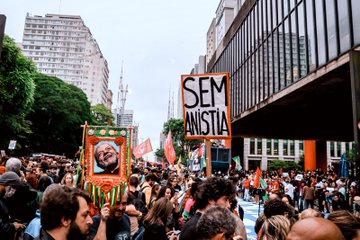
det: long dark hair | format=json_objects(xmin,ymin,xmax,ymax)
[{"xmin": 144, "ymin": 197, "xmax": 173, "ymax": 226}]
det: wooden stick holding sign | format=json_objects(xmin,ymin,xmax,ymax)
[{"xmin": 181, "ymin": 72, "xmax": 231, "ymax": 177}]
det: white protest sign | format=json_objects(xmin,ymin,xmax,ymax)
[
  {"xmin": 8, "ymin": 140, "xmax": 16, "ymax": 150},
  {"xmin": 181, "ymin": 73, "xmax": 231, "ymax": 139}
]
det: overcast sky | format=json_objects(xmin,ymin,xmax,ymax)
[{"xmin": 2, "ymin": 0, "xmax": 220, "ymax": 159}]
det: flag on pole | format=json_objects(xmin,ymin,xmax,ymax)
[
  {"xmin": 253, "ymin": 167, "xmax": 262, "ymax": 188},
  {"xmin": 161, "ymin": 158, "xmax": 165, "ymax": 169},
  {"xmin": 164, "ymin": 130, "xmax": 176, "ymax": 165},
  {"xmin": 133, "ymin": 138, "xmax": 153, "ymax": 159},
  {"xmin": 260, "ymin": 177, "xmax": 268, "ymax": 189},
  {"xmin": 232, "ymin": 156, "xmax": 242, "ymax": 170}
]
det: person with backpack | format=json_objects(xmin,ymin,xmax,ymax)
[
  {"xmin": 127, "ymin": 175, "xmax": 147, "ymax": 240},
  {"xmin": 141, "ymin": 173, "xmax": 157, "ymax": 206}
]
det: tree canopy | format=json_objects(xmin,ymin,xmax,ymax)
[
  {"xmin": 0, "ymin": 35, "xmax": 36, "ymax": 149},
  {"xmin": 158, "ymin": 118, "xmax": 202, "ymax": 164},
  {"xmin": 26, "ymin": 73, "xmax": 91, "ymax": 156},
  {"xmin": 90, "ymin": 103, "xmax": 114, "ymax": 126}
]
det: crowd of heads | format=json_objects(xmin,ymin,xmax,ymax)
[{"xmin": 1, "ymin": 154, "xmax": 360, "ymax": 240}]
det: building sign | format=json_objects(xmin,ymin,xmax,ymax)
[{"xmin": 181, "ymin": 72, "xmax": 231, "ymax": 139}]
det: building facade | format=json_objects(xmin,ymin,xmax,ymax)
[
  {"xmin": 203, "ymin": 0, "xmax": 359, "ymax": 170},
  {"xmin": 22, "ymin": 13, "xmax": 110, "ymax": 105}
]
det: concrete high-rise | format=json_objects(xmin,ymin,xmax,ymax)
[{"xmin": 22, "ymin": 13, "xmax": 110, "ymax": 105}]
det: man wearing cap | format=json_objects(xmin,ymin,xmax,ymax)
[{"xmin": 0, "ymin": 171, "xmax": 26, "ymax": 239}]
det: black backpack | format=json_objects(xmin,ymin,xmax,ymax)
[{"xmin": 128, "ymin": 190, "xmax": 148, "ymax": 216}]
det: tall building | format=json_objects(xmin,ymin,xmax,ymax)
[
  {"xmin": 21, "ymin": 13, "xmax": 110, "ymax": 105},
  {"xmin": 203, "ymin": 0, "xmax": 359, "ymax": 170}
]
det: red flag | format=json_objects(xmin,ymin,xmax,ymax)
[
  {"xmin": 133, "ymin": 138, "xmax": 153, "ymax": 159},
  {"xmin": 164, "ymin": 130, "xmax": 176, "ymax": 165},
  {"xmin": 161, "ymin": 158, "xmax": 165, "ymax": 169},
  {"xmin": 253, "ymin": 167, "xmax": 262, "ymax": 188}
]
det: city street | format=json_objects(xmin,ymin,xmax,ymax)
[{"xmin": 237, "ymin": 197, "xmax": 263, "ymax": 240}]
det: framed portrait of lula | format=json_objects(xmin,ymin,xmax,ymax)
[{"xmin": 83, "ymin": 125, "xmax": 130, "ymax": 193}]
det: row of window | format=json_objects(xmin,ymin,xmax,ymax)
[
  {"xmin": 23, "ymin": 34, "xmax": 86, "ymax": 41},
  {"xmin": 249, "ymin": 138, "xmax": 300, "ymax": 156},
  {"xmin": 25, "ymin": 19, "xmax": 83, "ymax": 26},
  {"xmin": 24, "ymin": 46, "xmax": 85, "ymax": 53},
  {"xmin": 24, "ymin": 29, "xmax": 86, "ymax": 36},
  {"xmin": 210, "ymin": 0, "xmax": 360, "ymax": 118}
]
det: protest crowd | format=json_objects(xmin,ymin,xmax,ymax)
[{"xmin": 0, "ymin": 154, "xmax": 359, "ymax": 240}]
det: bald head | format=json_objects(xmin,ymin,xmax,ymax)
[{"xmin": 287, "ymin": 217, "xmax": 344, "ymax": 240}]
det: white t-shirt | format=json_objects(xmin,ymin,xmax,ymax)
[{"xmin": 284, "ymin": 182, "xmax": 294, "ymax": 199}]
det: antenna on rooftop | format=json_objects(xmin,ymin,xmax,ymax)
[{"xmin": 58, "ymin": 0, "xmax": 62, "ymax": 13}]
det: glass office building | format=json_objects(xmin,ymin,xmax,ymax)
[{"xmin": 206, "ymin": 0, "xmax": 360, "ymax": 170}]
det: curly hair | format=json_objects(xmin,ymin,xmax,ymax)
[
  {"xmin": 196, "ymin": 205, "xmax": 237, "ymax": 240},
  {"xmin": 258, "ymin": 215, "xmax": 291, "ymax": 240},
  {"xmin": 194, "ymin": 177, "xmax": 235, "ymax": 210}
]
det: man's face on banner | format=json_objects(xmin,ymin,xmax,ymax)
[{"xmin": 95, "ymin": 143, "xmax": 118, "ymax": 171}]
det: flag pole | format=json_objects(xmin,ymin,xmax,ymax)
[{"xmin": 205, "ymin": 139, "xmax": 212, "ymax": 177}]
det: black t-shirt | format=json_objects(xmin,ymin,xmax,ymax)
[
  {"xmin": 179, "ymin": 212, "xmax": 202, "ymax": 240},
  {"xmin": 89, "ymin": 214, "xmax": 130, "ymax": 240}
]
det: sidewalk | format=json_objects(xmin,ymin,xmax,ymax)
[{"xmin": 237, "ymin": 197, "xmax": 264, "ymax": 240}]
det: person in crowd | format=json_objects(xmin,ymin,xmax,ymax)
[
  {"xmin": 287, "ymin": 217, "xmax": 345, "ymax": 240},
  {"xmin": 196, "ymin": 205, "xmax": 238, "ymax": 240},
  {"xmin": 332, "ymin": 191, "xmax": 349, "ymax": 211},
  {"xmin": 141, "ymin": 173, "xmax": 157, "ymax": 206},
  {"xmin": 281, "ymin": 194, "xmax": 295, "ymax": 207},
  {"xmin": 324, "ymin": 189, "xmax": 332, "ymax": 213},
  {"xmin": 328, "ymin": 210, "xmax": 360, "ymax": 240},
  {"xmin": 283, "ymin": 178, "xmax": 295, "ymax": 200},
  {"xmin": 5, "ymin": 158, "xmax": 38, "ymax": 225},
  {"xmin": 179, "ymin": 177, "xmax": 235, "ymax": 240},
  {"xmin": 167, "ymin": 175, "xmax": 181, "ymax": 192},
  {"xmin": 181, "ymin": 180, "xmax": 201, "ymax": 221},
  {"xmin": 263, "ymin": 199, "xmax": 298, "ymax": 226},
  {"xmin": 258, "ymin": 215, "xmax": 290, "ymax": 240},
  {"xmin": 126, "ymin": 175, "xmax": 147, "ymax": 239},
  {"xmin": 48, "ymin": 164, "xmax": 60, "ymax": 184},
  {"xmin": 297, "ymin": 180, "xmax": 305, "ymax": 212},
  {"xmin": 156, "ymin": 185, "xmax": 181, "ymax": 230},
  {"xmin": 25, "ymin": 169, "xmax": 39, "ymax": 190},
  {"xmin": 94, "ymin": 142, "xmax": 119, "ymax": 174},
  {"xmin": 303, "ymin": 181, "xmax": 315, "ymax": 209},
  {"xmin": 157, "ymin": 186, "xmax": 174, "ymax": 200},
  {"xmin": 243, "ymin": 176, "xmax": 251, "ymax": 201},
  {"xmin": 299, "ymin": 208, "xmax": 323, "ymax": 220},
  {"xmin": 143, "ymin": 197, "xmax": 177, "ymax": 240},
  {"xmin": 36, "ymin": 185, "xmax": 93, "ymax": 240},
  {"xmin": 61, "ymin": 172, "xmax": 74, "ymax": 187},
  {"xmin": 0, "ymin": 171, "xmax": 26, "ymax": 239},
  {"xmin": 67, "ymin": 187, "xmax": 94, "ymax": 240},
  {"xmin": 148, "ymin": 183, "xmax": 161, "ymax": 209},
  {"xmin": 5, "ymin": 157, "xmax": 22, "ymax": 175},
  {"xmin": 89, "ymin": 192, "xmax": 131, "ymax": 240}
]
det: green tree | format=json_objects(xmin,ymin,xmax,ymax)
[
  {"xmin": 26, "ymin": 73, "xmax": 91, "ymax": 156},
  {"xmin": 90, "ymin": 103, "xmax": 114, "ymax": 126},
  {"xmin": 155, "ymin": 148, "xmax": 165, "ymax": 160},
  {"xmin": 162, "ymin": 118, "xmax": 202, "ymax": 164},
  {"xmin": 0, "ymin": 35, "xmax": 36, "ymax": 149}
]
